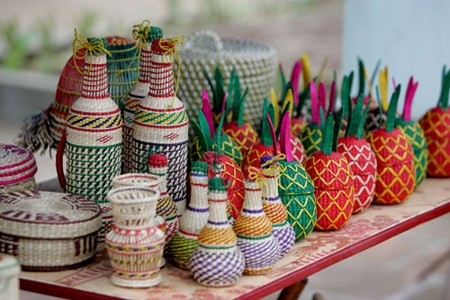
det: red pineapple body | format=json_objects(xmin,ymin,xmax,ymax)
[
  {"xmin": 305, "ymin": 151, "xmax": 355, "ymax": 230},
  {"xmin": 367, "ymin": 129, "xmax": 415, "ymax": 204},
  {"xmin": 223, "ymin": 121, "xmax": 260, "ymax": 156},
  {"xmin": 290, "ymin": 133, "xmax": 307, "ymax": 164},
  {"xmin": 419, "ymin": 107, "xmax": 450, "ymax": 177},
  {"xmin": 241, "ymin": 143, "xmax": 279, "ymax": 170},
  {"xmin": 290, "ymin": 118, "xmax": 307, "ymax": 137},
  {"xmin": 200, "ymin": 151, "xmax": 245, "ymax": 220},
  {"xmin": 337, "ymin": 136, "xmax": 376, "ymax": 213}
]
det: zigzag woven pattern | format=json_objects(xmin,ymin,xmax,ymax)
[
  {"xmin": 314, "ymin": 187, "xmax": 355, "ymax": 230},
  {"xmin": 189, "ymin": 248, "xmax": 245, "ymax": 287},
  {"xmin": 272, "ymin": 221, "xmax": 295, "ymax": 255},
  {"xmin": 168, "ymin": 233, "xmax": 198, "ymax": 270},
  {"xmin": 367, "ymin": 129, "xmax": 414, "ymax": 165},
  {"xmin": 278, "ymin": 161, "xmax": 316, "ymax": 240},
  {"xmin": 134, "ymin": 109, "xmax": 189, "ymax": 126},
  {"xmin": 291, "ymin": 135, "xmax": 307, "ymax": 163},
  {"xmin": 290, "ymin": 118, "xmax": 307, "ymax": 137},
  {"xmin": 67, "ymin": 114, "xmax": 122, "ymax": 129},
  {"xmin": 223, "ymin": 122, "xmax": 260, "ymax": 156},
  {"xmin": 241, "ymin": 144, "xmax": 276, "ymax": 170},
  {"xmin": 374, "ymin": 164, "xmax": 416, "ymax": 204},
  {"xmin": 425, "ymin": 140, "xmax": 450, "ymax": 177},
  {"xmin": 237, "ymin": 236, "xmax": 280, "ymax": 275},
  {"xmin": 305, "ymin": 152, "xmax": 354, "ymax": 189},
  {"xmin": 300, "ymin": 124, "xmax": 322, "ymax": 156},
  {"xmin": 191, "ymin": 135, "xmax": 243, "ymax": 165}
]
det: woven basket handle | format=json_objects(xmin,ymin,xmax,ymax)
[
  {"xmin": 56, "ymin": 130, "xmax": 67, "ymax": 191},
  {"xmin": 186, "ymin": 31, "xmax": 223, "ymax": 53}
]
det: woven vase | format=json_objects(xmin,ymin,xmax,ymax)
[
  {"xmin": 105, "ymin": 186, "xmax": 164, "ymax": 288},
  {"xmin": 122, "ymin": 26, "xmax": 163, "ymax": 174},
  {"xmin": 0, "ymin": 144, "xmax": 37, "ymax": 193},
  {"xmin": 189, "ymin": 177, "xmax": 244, "ymax": 287},
  {"xmin": 147, "ymin": 154, "xmax": 179, "ymax": 247},
  {"xmin": 278, "ymin": 160, "xmax": 317, "ymax": 241},
  {"xmin": 56, "ymin": 46, "xmax": 123, "ymax": 242},
  {"xmin": 132, "ymin": 38, "xmax": 189, "ymax": 216},
  {"xmin": 234, "ymin": 177, "xmax": 280, "ymax": 275},
  {"xmin": 305, "ymin": 151, "xmax": 355, "ymax": 230},
  {"xmin": 367, "ymin": 128, "xmax": 416, "ymax": 204},
  {"xmin": 260, "ymin": 156, "xmax": 295, "ymax": 256},
  {"xmin": 169, "ymin": 161, "xmax": 209, "ymax": 270},
  {"xmin": 337, "ymin": 136, "xmax": 377, "ymax": 213}
]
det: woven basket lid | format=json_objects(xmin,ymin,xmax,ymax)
[
  {"xmin": 0, "ymin": 191, "xmax": 102, "ymax": 239},
  {"xmin": 0, "ymin": 144, "xmax": 37, "ymax": 186}
]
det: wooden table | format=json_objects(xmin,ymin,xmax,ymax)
[{"xmin": 20, "ymin": 178, "xmax": 450, "ymax": 300}]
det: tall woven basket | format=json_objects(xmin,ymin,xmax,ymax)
[{"xmin": 176, "ymin": 31, "xmax": 277, "ymax": 132}]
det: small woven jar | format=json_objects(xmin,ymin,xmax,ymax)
[
  {"xmin": 305, "ymin": 113, "xmax": 355, "ymax": 230},
  {"xmin": 0, "ymin": 254, "xmax": 20, "ymax": 300},
  {"xmin": 337, "ymin": 94, "xmax": 377, "ymax": 214},
  {"xmin": 106, "ymin": 186, "xmax": 164, "ymax": 288},
  {"xmin": 132, "ymin": 37, "xmax": 189, "ymax": 215},
  {"xmin": 234, "ymin": 168, "xmax": 280, "ymax": 275},
  {"xmin": 0, "ymin": 144, "xmax": 37, "ymax": 193},
  {"xmin": 261, "ymin": 156, "xmax": 295, "ymax": 256},
  {"xmin": 396, "ymin": 76, "xmax": 428, "ymax": 186},
  {"xmin": 277, "ymin": 112, "xmax": 316, "ymax": 241},
  {"xmin": 147, "ymin": 154, "xmax": 179, "ymax": 247},
  {"xmin": 189, "ymin": 177, "xmax": 244, "ymax": 287},
  {"xmin": 122, "ymin": 24, "xmax": 163, "ymax": 173},
  {"xmin": 56, "ymin": 33, "xmax": 123, "ymax": 242},
  {"xmin": 169, "ymin": 161, "xmax": 209, "ymax": 270},
  {"xmin": 419, "ymin": 66, "xmax": 450, "ymax": 177},
  {"xmin": 367, "ymin": 86, "xmax": 416, "ymax": 204}
]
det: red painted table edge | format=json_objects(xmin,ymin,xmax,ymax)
[{"xmin": 20, "ymin": 200, "xmax": 450, "ymax": 300}]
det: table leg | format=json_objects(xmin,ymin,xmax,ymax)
[{"xmin": 277, "ymin": 278, "xmax": 308, "ymax": 300}]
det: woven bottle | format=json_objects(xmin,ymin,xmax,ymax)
[
  {"xmin": 337, "ymin": 79, "xmax": 377, "ymax": 214},
  {"xmin": 122, "ymin": 23, "xmax": 163, "ymax": 173},
  {"xmin": 105, "ymin": 186, "xmax": 165, "ymax": 288},
  {"xmin": 169, "ymin": 161, "xmax": 209, "ymax": 270},
  {"xmin": 132, "ymin": 37, "xmax": 189, "ymax": 216},
  {"xmin": 261, "ymin": 155, "xmax": 295, "ymax": 256},
  {"xmin": 277, "ymin": 112, "xmax": 316, "ymax": 241},
  {"xmin": 56, "ymin": 33, "xmax": 123, "ymax": 242},
  {"xmin": 189, "ymin": 177, "xmax": 245, "ymax": 287},
  {"xmin": 396, "ymin": 77, "xmax": 428, "ymax": 186},
  {"xmin": 147, "ymin": 154, "xmax": 179, "ymax": 246},
  {"xmin": 419, "ymin": 66, "xmax": 450, "ymax": 177},
  {"xmin": 234, "ymin": 167, "xmax": 281, "ymax": 275},
  {"xmin": 305, "ymin": 112, "xmax": 355, "ymax": 230},
  {"xmin": 368, "ymin": 85, "xmax": 416, "ymax": 204}
]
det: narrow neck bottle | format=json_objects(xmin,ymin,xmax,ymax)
[{"xmin": 81, "ymin": 54, "xmax": 109, "ymax": 99}]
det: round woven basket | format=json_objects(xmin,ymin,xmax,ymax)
[
  {"xmin": 0, "ymin": 144, "xmax": 37, "ymax": 193},
  {"xmin": 176, "ymin": 31, "xmax": 277, "ymax": 132}
]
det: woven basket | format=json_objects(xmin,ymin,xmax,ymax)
[
  {"xmin": 0, "ymin": 144, "xmax": 37, "ymax": 193},
  {"xmin": 0, "ymin": 254, "xmax": 20, "ymax": 300},
  {"xmin": 0, "ymin": 191, "xmax": 102, "ymax": 271},
  {"xmin": 177, "ymin": 31, "xmax": 277, "ymax": 132}
]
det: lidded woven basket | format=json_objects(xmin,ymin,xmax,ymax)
[
  {"xmin": 0, "ymin": 191, "xmax": 102, "ymax": 271},
  {"xmin": 0, "ymin": 144, "xmax": 37, "ymax": 193},
  {"xmin": 176, "ymin": 31, "xmax": 277, "ymax": 131}
]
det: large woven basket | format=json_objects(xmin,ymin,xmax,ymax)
[
  {"xmin": 0, "ymin": 144, "xmax": 37, "ymax": 193},
  {"xmin": 176, "ymin": 31, "xmax": 277, "ymax": 132},
  {"xmin": 0, "ymin": 191, "xmax": 102, "ymax": 271}
]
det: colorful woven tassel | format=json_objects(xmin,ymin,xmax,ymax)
[
  {"xmin": 419, "ymin": 66, "xmax": 450, "ymax": 177},
  {"xmin": 189, "ymin": 177, "xmax": 244, "ymax": 287},
  {"xmin": 367, "ymin": 85, "xmax": 416, "ymax": 204},
  {"xmin": 169, "ymin": 161, "xmax": 209, "ymax": 270}
]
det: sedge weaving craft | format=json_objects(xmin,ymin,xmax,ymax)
[{"xmin": 0, "ymin": 144, "xmax": 37, "ymax": 194}]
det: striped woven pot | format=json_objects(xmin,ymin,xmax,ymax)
[
  {"xmin": 234, "ymin": 179, "xmax": 280, "ymax": 275},
  {"xmin": 132, "ymin": 38, "xmax": 189, "ymax": 215},
  {"xmin": 367, "ymin": 128, "xmax": 416, "ymax": 204},
  {"xmin": 337, "ymin": 137, "xmax": 377, "ymax": 213},
  {"xmin": 189, "ymin": 178, "xmax": 244, "ymax": 287},
  {"xmin": 169, "ymin": 161, "xmax": 209, "ymax": 270},
  {"xmin": 278, "ymin": 160, "xmax": 316, "ymax": 240},
  {"xmin": 306, "ymin": 151, "xmax": 355, "ymax": 230},
  {"xmin": 56, "ymin": 46, "xmax": 123, "ymax": 242},
  {"xmin": 122, "ymin": 26, "xmax": 163, "ymax": 174}
]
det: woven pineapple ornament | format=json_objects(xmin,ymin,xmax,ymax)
[
  {"xmin": 189, "ymin": 177, "xmax": 245, "ymax": 287},
  {"xmin": 222, "ymin": 71, "xmax": 260, "ymax": 156},
  {"xmin": 18, "ymin": 36, "xmax": 140, "ymax": 154},
  {"xmin": 419, "ymin": 66, "xmax": 450, "ymax": 177},
  {"xmin": 169, "ymin": 161, "xmax": 209, "ymax": 270},
  {"xmin": 132, "ymin": 36, "xmax": 189, "ymax": 216},
  {"xmin": 190, "ymin": 91, "xmax": 242, "ymax": 165},
  {"xmin": 147, "ymin": 154, "xmax": 179, "ymax": 246},
  {"xmin": 192, "ymin": 112, "xmax": 245, "ymax": 221},
  {"xmin": 305, "ymin": 111, "xmax": 355, "ymax": 230},
  {"xmin": 396, "ymin": 77, "xmax": 428, "ymax": 185},
  {"xmin": 337, "ymin": 90, "xmax": 377, "ymax": 214},
  {"xmin": 234, "ymin": 166, "xmax": 281, "ymax": 275},
  {"xmin": 122, "ymin": 22, "xmax": 163, "ymax": 173},
  {"xmin": 55, "ymin": 31, "xmax": 123, "ymax": 241},
  {"xmin": 367, "ymin": 85, "xmax": 416, "ymax": 204},
  {"xmin": 277, "ymin": 111, "xmax": 317, "ymax": 240}
]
